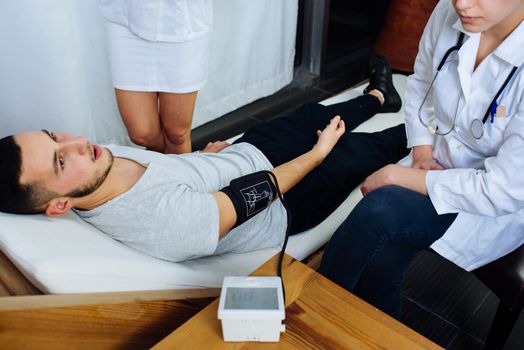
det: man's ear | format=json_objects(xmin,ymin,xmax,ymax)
[{"xmin": 44, "ymin": 197, "xmax": 73, "ymax": 217}]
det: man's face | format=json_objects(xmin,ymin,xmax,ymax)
[
  {"xmin": 15, "ymin": 130, "xmax": 113, "ymax": 203},
  {"xmin": 452, "ymin": 0, "xmax": 524, "ymax": 33}
]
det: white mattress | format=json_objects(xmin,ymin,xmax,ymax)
[{"xmin": 0, "ymin": 75, "xmax": 407, "ymax": 294}]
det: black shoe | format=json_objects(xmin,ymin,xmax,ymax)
[{"xmin": 363, "ymin": 54, "xmax": 402, "ymax": 113}]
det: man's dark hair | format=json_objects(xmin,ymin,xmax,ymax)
[{"xmin": 0, "ymin": 136, "xmax": 53, "ymax": 214}]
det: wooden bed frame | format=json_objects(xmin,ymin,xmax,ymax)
[{"xmin": 0, "ymin": 249, "xmax": 324, "ymax": 349}]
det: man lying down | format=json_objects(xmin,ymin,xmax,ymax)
[{"xmin": 0, "ymin": 57, "xmax": 408, "ymax": 263}]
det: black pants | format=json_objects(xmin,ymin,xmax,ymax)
[{"xmin": 235, "ymin": 95, "xmax": 409, "ymax": 234}]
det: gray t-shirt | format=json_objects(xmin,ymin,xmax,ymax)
[{"xmin": 75, "ymin": 143, "xmax": 287, "ymax": 262}]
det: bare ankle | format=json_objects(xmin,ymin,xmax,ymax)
[{"xmin": 367, "ymin": 89, "xmax": 385, "ymax": 106}]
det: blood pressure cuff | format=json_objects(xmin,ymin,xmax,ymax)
[{"xmin": 220, "ymin": 171, "xmax": 277, "ymax": 228}]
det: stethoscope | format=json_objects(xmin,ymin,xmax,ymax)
[{"xmin": 418, "ymin": 32, "xmax": 519, "ymax": 139}]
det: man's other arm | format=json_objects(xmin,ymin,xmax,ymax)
[{"xmin": 212, "ymin": 116, "xmax": 346, "ymax": 238}]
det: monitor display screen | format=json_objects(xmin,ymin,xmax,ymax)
[{"xmin": 224, "ymin": 287, "xmax": 279, "ymax": 310}]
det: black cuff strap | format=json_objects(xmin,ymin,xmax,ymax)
[{"xmin": 220, "ymin": 171, "xmax": 277, "ymax": 228}]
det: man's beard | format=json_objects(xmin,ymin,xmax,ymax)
[{"xmin": 65, "ymin": 149, "xmax": 114, "ymax": 199}]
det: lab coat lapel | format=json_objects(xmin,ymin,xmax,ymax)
[
  {"xmin": 493, "ymin": 16, "xmax": 524, "ymax": 67},
  {"xmin": 452, "ymin": 20, "xmax": 479, "ymax": 101}
]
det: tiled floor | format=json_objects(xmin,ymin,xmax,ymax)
[
  {"xmin": 191, "ymin": 65, "xmax": 369, "ymax": 150},
  {"xmin": 191, "ymin": 73, "xmax": 523, "ymax": 350},
  {"xmin": 403, "ymin": 251, "xmax": 524, "ymax": 350}
]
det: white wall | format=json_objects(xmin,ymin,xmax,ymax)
[{"xmin": 0, "ymin": 0, "xmax": 298, "ymax": 144}]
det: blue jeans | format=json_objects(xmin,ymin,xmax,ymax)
[{"xmin": 319, "ymin": 186, "xmax": 458, "ymax": 319}]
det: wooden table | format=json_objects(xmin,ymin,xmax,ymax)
[{"xmin": 153, "ymin": 254, "xmax": 442, "ymax": 349}]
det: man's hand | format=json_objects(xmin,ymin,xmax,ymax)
[
  {"xmin": 361, "ymin": 164, "xmax": 429, "ymax": 196},
  {"xmin": 201, "ymin": 141, "xmax": 230, "ymax": 153},
  {"xmin": 312, "ymin": 115, "xmax": 346, "ymax": 159},
  {"xmin": 212, "ymin": 115, "xmax": 344, "ymax": 238}
]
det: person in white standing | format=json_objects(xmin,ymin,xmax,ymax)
[
  {"xmin": 320, "ymin": 0, "xmax": 524, "ymax": 319},
  {"xmin": 98, "ymin": 0, "xmax": 212, "ymax": 154}
]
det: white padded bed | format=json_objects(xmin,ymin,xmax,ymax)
[{"xmin": 0, "ymin": 75, "xmax": 407, "ymax": 294}]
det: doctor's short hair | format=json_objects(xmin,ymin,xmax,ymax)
[{"xmin": 0, "ymin": 135, "xmax": 54, "ymax": 214}]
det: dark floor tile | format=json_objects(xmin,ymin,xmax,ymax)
[
  {"xmin": 402, "ymin": 251, "xmax": 524, "ymax": 350},
  {"xmin": 403, "ymin": 251, "xmax": 492, "ymax": 330},
  {"xmin": 190, "ymin": 59, "xmax": 371, "ymax": 151},
  {"xmin": 319, "ymin": 71, "xmax": 366, "ymax": 94},
  {"xmin": 461, "ymin": 292, "xmax": 498, "ymax": 342},
  {"xmin": 401, "ymin": 297, "xmax": 459, "ymax": 348},
  {"xmin": 191, "ymin": 71, "xmax": 335, "ymax": 149},
  {"xmin": 320, "ymin": 48, "xmax": 370, "ymax": 91},
  {"xmin": 503, "ymin": 310, "xmax": 524, "ymax": 350},
  {"xmin": 251, "ymin": 87, "xmax": 331, "ymax": 123},
  {"xmin": 192, "ymin": 115, "xmax": 259, "ymax": 150},
  {"xmin": 447, "ymin": 331, "xmax": 484, "ymax": 350}
]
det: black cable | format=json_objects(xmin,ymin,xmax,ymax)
[
  {"xmin": 481, "ymin": 66, "xmax": 518, "ymax": 124},
  {"xmin": 265, "ymin": 171, "xmax": 292, "ymax": 305}
]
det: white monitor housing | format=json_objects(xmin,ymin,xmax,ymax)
[{"xmin": 218, "ymin": 276, "xmax": 285, "ymax": 342}]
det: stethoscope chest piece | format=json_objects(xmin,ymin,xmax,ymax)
[{"xmin": 471, "ymin": 119, "xmax": 484, "ymax": 139}]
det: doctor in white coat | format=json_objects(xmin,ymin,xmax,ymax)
[{"xmin": 319, "ymin": 0, "xmax": 524, "ymax": 318}]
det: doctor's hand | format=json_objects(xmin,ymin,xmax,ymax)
[
  {"xmin": 361, "ymin": 164, "xmax": 429, "ymax": 196},
  {"xmin": 411, "ymin": 145, "xmax": 444, "ymax": 170},
  {"xmin": 361, "ymin": 164, "xmax": 397, "ymax": 196},
  {"xmin": 312, "ymin": 115, "xmax": 345, "ymax": 159},
  {"xmin": 201, "ymin": 141, "xmax": 230, "ymax": 153},
  {"xmin": 412, "ymin": 159, "xmax": 444, "ymax": 170}
]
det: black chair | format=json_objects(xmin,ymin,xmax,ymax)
[{"xmin": 473, "ymin": 244, "xmax": 524, "ymax": 350}]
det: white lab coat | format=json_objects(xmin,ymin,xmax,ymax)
[
  {"xmin": 402, "ymin": 0, "xmax": 524, "ymax": 270},
  {"xmin": 97, "ymin": 0, "xmax": 213, "ymax": 42}
]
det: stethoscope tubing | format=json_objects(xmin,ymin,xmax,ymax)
[
  {"xmin": 418, "ymin": 32, "xmax": 518, "ymax": 139},
  {"xmin": 480, "ymin": 66, "xmax": 518, "ymax": 124}
]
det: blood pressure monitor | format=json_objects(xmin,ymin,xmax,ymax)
[{"xmin": 218, "ymin": 276, "xmax": 285, "ymax": 342}]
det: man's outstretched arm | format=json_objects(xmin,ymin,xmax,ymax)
[{"xmin": 212, "ymin": 116, "xmax": 346, "ymax": 238}]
